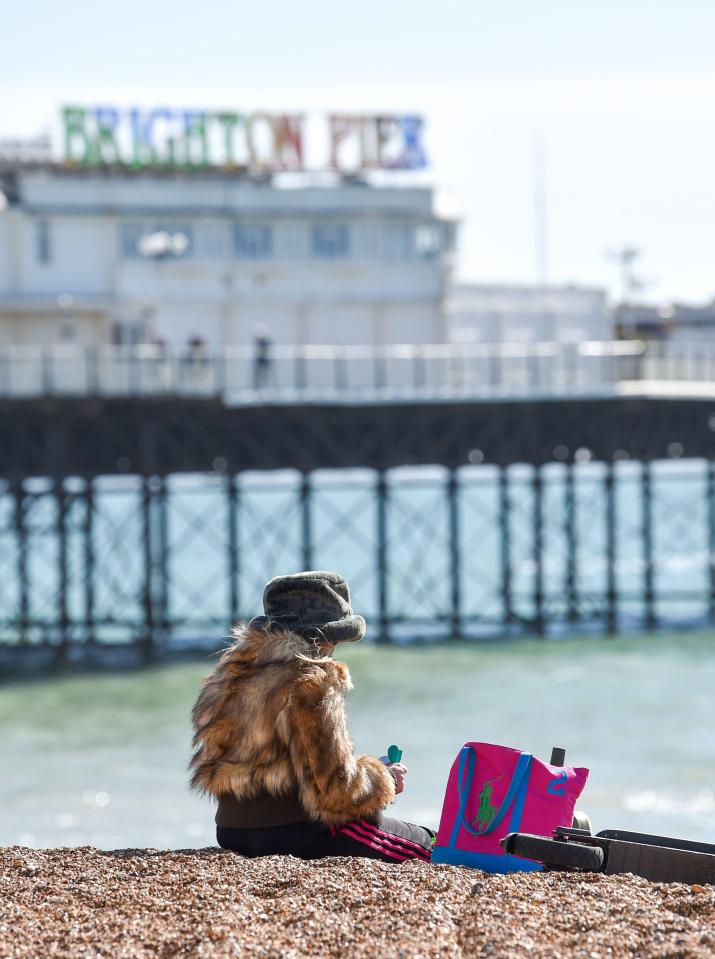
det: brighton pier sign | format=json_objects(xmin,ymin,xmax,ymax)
[{"xmin": 61, "ymin": 106, "xmax": 427, "ymax": 173}]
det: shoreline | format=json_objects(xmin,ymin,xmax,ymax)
[{"xmin": 1, "ymin": 847, "xmax": 714, "ymax": 958}]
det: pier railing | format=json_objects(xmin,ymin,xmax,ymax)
[{"xmin": 0, "ymin": 339, "xmax": 711, "ymax": 402}]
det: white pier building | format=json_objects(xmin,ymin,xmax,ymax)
[{"xmin": 0, "ymin": 105, "xmax": 456, "ymax": 351}]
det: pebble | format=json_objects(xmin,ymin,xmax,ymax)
[{"xmin": 0, "ymin": 847, "xmax": 713, "ymax": 958}]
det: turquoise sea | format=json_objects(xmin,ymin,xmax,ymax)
[{"xmin": 2, "ymin": 633, "xmax": 713, "ymax": 850}]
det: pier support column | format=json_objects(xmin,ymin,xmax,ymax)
[
  {"xmin": 447, "ymin": 468, "xmax": 461, "ymax": 639},
  {"xmin": 141, "ymin": 477, "xmax": 155, "ymax": 662},
  {"xmin": 55, "ymin": 477, "xmax": 69, "ymax": 662},
  {"xmin": 532, "ymin": 465, "xmax": 545, "ymax": 636},
  {"xmin": 301, "ymin": 473, "xmax": 313, "ymax": 572},
  {"xmin": 141, "ymin": 476, "xmax": 168, "ymax": 662},
  {"xmin": 12, "ymin": 481, "xmax": 29, "ymax": 647},
  {"xmin": 605, "ymin": 461, "xmax": 617, "ymax": 635},
  {"xmin": 83, "ymin": 477, "xmax": 96, "ymax": 647},
  {"xmin": 642, "ymin": 462, "xmax": 656, "ymax": 630},
  {"xmin": 564, "ymin": 462, "xmax": 579, "ymax": 626},
  {"xmin": 227, "ymin": 472, "xmax": 240, "ymax": 625},
  {"xmin": 708, "ymin": 461, "xmax": 715, "ymax": 624},
  {"xmin": 157, "ymin": 476, "xmax": 169, "ymax": 645},
  {"xmin": 376, "ymin": 471, "xmax": 389, "ymax": 643},
  {"xmin": 498, "ymin": 466, "xmax": 513, "ymax": 631}
]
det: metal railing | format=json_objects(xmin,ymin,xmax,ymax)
[{"xmin": 0, "ymin": 340, "xmax": 713, "ymax": 402}]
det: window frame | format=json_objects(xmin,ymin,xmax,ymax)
[
  {"xmin": 35, "ymin": 219, "xmax": 51, "ymax": 265},
  {"xmin": 234, "ymin": 222, "xmax": 273, "ymax": 259},
  {"xmin": 311, "ymin": 222, "xmax": 350, "ymax": 259}
]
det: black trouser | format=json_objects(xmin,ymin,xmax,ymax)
[{"xmin": 217, "ymin": 814, "xmax": 434, "ymax": 863}]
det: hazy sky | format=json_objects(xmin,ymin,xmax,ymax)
[{"xmin": 3, "ymin": 0, "xmax": 715, "ymax": 303}]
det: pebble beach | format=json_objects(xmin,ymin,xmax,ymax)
[{"xmin": 1, "ymin": 847, "xmax": 714, "ymax": 959}]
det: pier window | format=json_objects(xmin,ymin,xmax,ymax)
[
  {"xmin": 415, "ymin": 223, "xmax": 441, "ymax": 258},
  {"xmin": 35, "ymin": 219, "xmax": 51, "ymax": 264},
  {"xmin": 120, "ymin": 222, "xmax": 144, "ymax": 258},
  {"xmin": 443, "ymin": 222, "xmax": 457, "ymax": 254},
  {"xmin": 385, "ymin": 223, "xmax": 411, "ymax": 259},
  {"xmin": 234, "ymin": 224, "xmax": 272, "ymax": 259},
  {"xmin": 196, "ymin": 222, "xmax": 231, "ymax": 259},
  {"xmin": 311, "ymin": 223, "xmax": 349, "ymax": 258}
]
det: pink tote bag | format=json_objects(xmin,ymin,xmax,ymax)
[{"xmin": 431, "ymin": 742, "xmax": 589, "ymax": 872}]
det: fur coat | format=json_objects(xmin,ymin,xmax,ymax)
[{"xmin": 189, "ymin": 624, "xmax": 395, "ymax": 825}]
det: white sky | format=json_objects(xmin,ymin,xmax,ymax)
[{"xmin": 3, "ymin": 0, "xmax": 715, "ymax": 304}]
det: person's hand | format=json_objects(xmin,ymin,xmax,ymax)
[{"xmin": 387, "ymin": 762, "xmax": 407, "ymax": 795}]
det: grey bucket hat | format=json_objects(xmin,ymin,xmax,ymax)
[{"xmin": 249, "ymin": 571, "xmax": 366, "ymax": 644}]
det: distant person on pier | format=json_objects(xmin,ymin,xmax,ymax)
[
  {"xmin": 185, "ymin": 334, "xmax": 208, "ymax": 362},
  {"xmin": 182, "ymin": 334, "xmax": 209, "ymax": 387},
  {"xmin": 252, "ymin": 324, "xmax": 273, "ymax": 389},
  {"xmin": 189, "ymin": 571, "xmax": 434, "ymax": 862}
]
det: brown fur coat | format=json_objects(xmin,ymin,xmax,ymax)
[{"xmin": 189, "ymin": 625, "xmax": 395, "ymax": 825}]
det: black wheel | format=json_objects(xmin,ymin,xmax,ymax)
[{"xmin": 507, "ymin": 834, "xmax": 604, "ymax": 871}]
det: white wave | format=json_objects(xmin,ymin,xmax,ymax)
[{"xmin": 621, "ymin": 789, "xmax": 715, "ymax": 816}]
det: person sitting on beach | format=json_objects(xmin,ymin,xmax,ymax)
[{"xmin": 189, "ymin": 571, "xmax": 434, "ymax": 862}]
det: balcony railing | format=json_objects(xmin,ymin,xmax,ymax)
[{"xmin": 0, "ymin": 340, "xmax": 713, "ymax": 402}]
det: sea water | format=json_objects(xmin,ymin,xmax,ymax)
[{"xmin": 2, "ymin": 632, "xmax": 713, "ymax": 850}]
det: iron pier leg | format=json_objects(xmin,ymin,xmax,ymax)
[
  {"xmin": 0, "ymin": 483, "xmax": 8, "ymax": 646},
  {"xmin": 13, "ymin": 481, "xmax": 28, "ymax": 647},
  {"xmin": 157, "ymin": 476, "xmax": 169, "ymax": 650},
  {"xmin": 448, "ymin": 468, "xmax": 461, "ymax": 638},
  {"xmin": 227, "ymin": 472, "xmax": 239, "ymax": 627},
  {"xmin": 708, "ymin": 461, "xmax": 715, "ymax": 624},
  {"xmin": 84, "ymin": 477, "xmax": 96, "ymax": 646},
  {"xmin": 376, "ymin": 470, "xmax": 389, "ymax": 643},
  {"xmin": 498, "ymin": 466, "xmax": 513, "ymax": 632},
  {"xmin": 533, "ymin": 465, "xmax": 545, "ymax": 636},
  {"xmin": 55, "ymin": 477, "xmax": 69, "ymax": 663},
  {"xmin": 564, "ymin": 462, "xmax": 578, "ymax": 626},
  {"xmin": 642, "ymin": 461, "xmax": 656, "ymax": 630},
  {"xmin": 141, "ymin": 476, "xmax": 155, "ymax": 663},
  {"xmin": 605, "ymin": 461, "xmax": 617, "ymax": 635},
  {"xmin": 301, "ymin": 472, "xmax": 313, "ymax": 572}
]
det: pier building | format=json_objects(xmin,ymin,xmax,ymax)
[
  {"xmin": 0, "ymin": 106, "xmax": 456, "ymax": 353},
  {"xmin": 448, "ymin": 283, "xmax": 612, "ymax": 345}
]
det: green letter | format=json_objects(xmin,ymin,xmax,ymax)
[
  {"xmin": 183, "ymin": 110, "xmax": 209, "ymax": 168},
  {"xmin": 94, "ymin": 107, "xmax": 122, "ymax": 165},
  {"xmin": 62, "ymin": 106, "xmax": 92, "ymax": 165},
  {"xmin": 215, "ymin": 112, "xmax": 241, "ymax": 167}
]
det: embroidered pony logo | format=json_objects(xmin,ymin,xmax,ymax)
[{"xmin": 471, "ymin": 774, "xmax": 503, "ymax": 829}]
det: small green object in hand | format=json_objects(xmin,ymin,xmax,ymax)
[{"xmin": 387, "ymin": 744, "xmax": 403, "ymax": 763}]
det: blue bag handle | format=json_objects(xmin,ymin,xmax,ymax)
[{"xmin": 455, "ymin": 745, "xmax": 533, "ymax": 837}]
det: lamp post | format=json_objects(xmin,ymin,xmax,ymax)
[
  {"xmin": 606, "ymin": 246, "xmax": 643, "ymax": 340},
  {"xmin": 136, "ymin": 230, "xmax": 189, "ymax": 343},
  {"xmin": 133, "ymin": 230, "xmax": 189, "ymax": 392}
]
